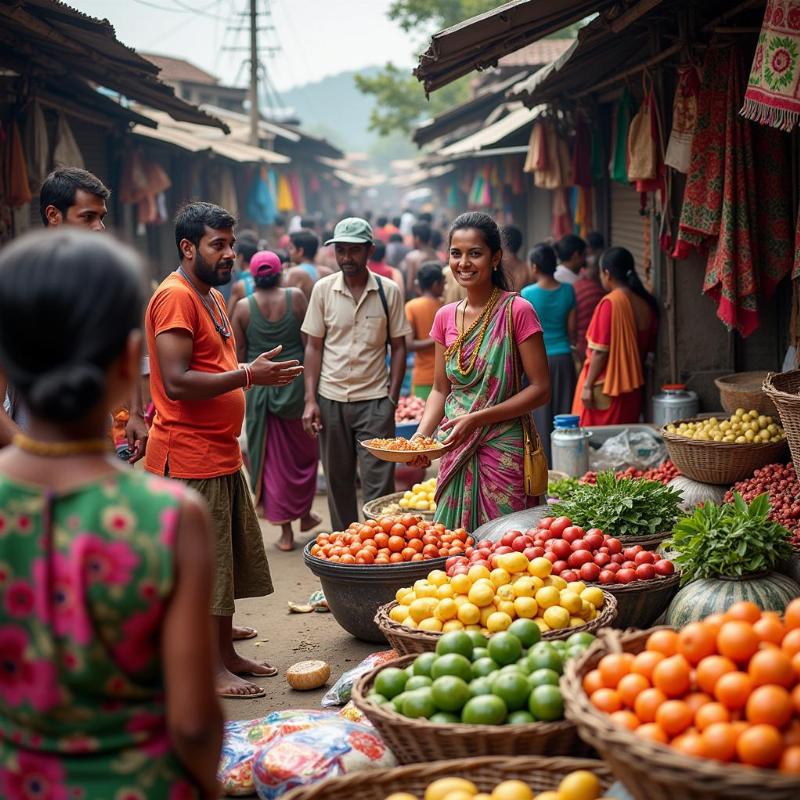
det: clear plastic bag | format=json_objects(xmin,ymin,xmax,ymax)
[
  {"xmin": 589, "ymin": 428, "xmax": 667, "ymax": 472},
  {"xmin": 320, "ymin": 650, "xmax": 396, "ymax": 707}
]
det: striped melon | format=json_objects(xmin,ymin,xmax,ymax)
[{"xmin": 665, "ymin": 571, "xmax": 800, "ymax": 628}]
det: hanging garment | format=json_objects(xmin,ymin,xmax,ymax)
[
  {"xmin": 1, "ymin": 120, "xmax": 32, "ymax": 208},
  {"xmin": 609, "ymin": 88, "xmax": 636, "ymax": 183},
  {"xmin": 523, "ymin": 122, "xmax": 548, "ymax": 173},
  {"xmin": 217, "ymin": 167, "xmax": 238, "ymax": 217},
  {"xmin": 246, "ymin": 165, "xmax": 277, "ymax": 225},
  {"xmin": 276, "ymin": 174, "xmax": 293, "ymax": 212},
  {"xmin": 534, "ymin": 122, "xmax": 563, "ymax": 188},
  {"xmin": 119, "ymin": 150, "xmax": 149, "ymax": 204},
  {"xmin": 52, "ymin": 114, "xmax": 84, "ymax": 169},
  {"xmin": 590, "ymin": 125, "xmax": 605, "ymax": 182},
  {"xmin": 627, "ymin": 76, "xmax": 658, "ymax": 183},
  {"xmin": 25, "ymin": 101, "xmax": 49, "ymax": 189},
  {"xmin": 574, "ymin": 186, "xmax": 593, "ymax": 238},
  {"xmin": 665, "ymin": 63, "xmax": 702, "ymax": 173},
  {"xmin": 552, "ymin": 188, "xmax": 573, "ymax": 239},
  {"xmin": 571, "ymin": 116, "xmax": 592, "ymax": 187},
  {"xmin": 741, "ymin": 0, "xmax": 800, "ymax": 131}
]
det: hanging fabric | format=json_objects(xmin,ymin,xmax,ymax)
[
  {"xmin": 665, "ymin": 63, "xmax": 702, "ymax": 173},
  {"xmin": 534, "ymin": 122, "xmax": 562, "ymax": 188},
  {"xmin": 52, "ymin": 114, "xmax": 84, "ymax": 169},
  {"xmin": 246, "ymin": 165, "xmax": 277, "ymax": 225},
  {"xmin": 218, "ymin": 167, "xmax": 238, "ymax": 217},
  {"xmin": 574, "ymin": 186, "xmax": 593, "ymax": 238},
  {"xmin": 276, "ymin": 173, "xmax": 293, "ymax": 212},
  {"xmin": 741, "ymin": 0, "xmax": 800, "ymax": 131},
  {"xmin": 609, "ymin": 88, "xmax": 636, "ymax": 183},
  {"xmin": 590, "ymin": 123, "xmax": 605, "ymax": 182},
  {"xmin": 552, "ymin": 188, "xmax": 573, "ymax": 239},
  {"xmin": 25, "ymin": 101, "xmax": 49, "ymax": 190},
  {"xmin": 523, "ymin": 122, "xmax": 548, "ymax": 173},
  {"xmin": 627, "ymin": 75, "xmax": 658, "ymax": 183},
  {"xmin": 2, "ymin": 120, "xmax": 33, "ymax": 208},
  {"xmin": 571, "ymin": 114, "xmax": 592, "ymax": 187}
]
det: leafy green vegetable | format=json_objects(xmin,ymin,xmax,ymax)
[
  {"xmin": 547, "ymin": 476, "xmax": 580, "ymax": 500},
  {"xmin": 550, "ymin": 470, "xmax": 682, "ymax": 538},
  {"xmin": 666, "ymin": 492, "xmax": 792, "ymax": 585}
]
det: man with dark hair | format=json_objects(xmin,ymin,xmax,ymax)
[
  {"xmin": 272, "ymin": 215, "xmax": 289, "ymax": 249},
  {"xmin": 586, "ymin": 231, "xmax": 605, "ymax": 261},
  {"xmin": 39, "ymin": 166, "xmax": 110, "ymax": 230},
  {"xmin": 368, "ymin": 241, "xmax": 405, "ymax": 298},
  {"xmin": 400, "ymin": 222, "xmax": 436, "ymax": 297},
  {"xmin": 286, "ymin": 228, "xmax": 331, "ymax": 298},
  {"xmin": 501, "ymin": 224, "xmax": 530, "ymax": 291},
  {"xmin": 405, "ymin": 261, "xmax": 444, "ymax": 399},
  {"xmin": 554, "ymin": 234, "xmax": 587, "ymax": 285},
  {"xmin": 146, "ymin": 201, "xmax": 304, "ymax": 699},
  {"xmin": 225, "ymin": 231, "xmax": 260, "ymax": 312},
  {"xmin": 300, "ymin": 217, "xmax": 317, "ymax": 230},
  {"xmin": 386, "ymin": 231, "xmax": 409, "ymax": 268}
]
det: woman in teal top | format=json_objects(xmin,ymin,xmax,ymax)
[
  {"xmin": 232, "ymin": 251, "xmax": 320, "ymax": 551},
  {"xmin": 521, "ymin": 243, "xmax": 577, "ymax": 462}
]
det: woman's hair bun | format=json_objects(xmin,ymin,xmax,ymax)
[{"xmin": 27, "ymin": 364, "xmax": 107, "ymax": 422}]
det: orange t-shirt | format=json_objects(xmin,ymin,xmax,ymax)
[
  {"xmin": 405, "ymin": 296, "xmax": 442, "ymax": 387},
  {"xmin": 145, "ymin": 272, "xmax": 245, "ymax": 479}
]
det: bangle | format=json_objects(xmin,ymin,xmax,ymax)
[{"xmin": 241, "ymin": 365, "xmax": 253, "ymax": 391}]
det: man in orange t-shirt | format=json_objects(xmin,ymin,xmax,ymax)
[
  {"xmin": 146, "ymin": 201, "xmax": 303, "ymax": 700},
  {"xmin": 405, "ymin": 262, "xmax": 444, "ymax": 399}
]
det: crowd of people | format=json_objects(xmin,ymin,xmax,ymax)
[{"xmin": 0, "ymin": 165, "xmax": 660, "ymax": 797}]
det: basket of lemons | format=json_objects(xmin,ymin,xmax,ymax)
[{"xmin": 364, "ymin": 479, "xmax": 437, "ymax": 521}]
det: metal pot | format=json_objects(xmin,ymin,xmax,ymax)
[{"xmin": 652, "ymin": 384, "xmax": 699, "ymax": 427}]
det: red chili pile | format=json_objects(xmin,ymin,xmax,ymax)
[
  {"xmin": 725, "ymin": 463, "xmax": 800, "ymax": 546},
  {"xmin": 580, "ymin": 460, "xmax": 680, "ymax": 486}
]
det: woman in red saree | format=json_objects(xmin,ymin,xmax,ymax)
[{"xmin": 572, "ymin": 247, "xmax": 658, "ymax": 425}]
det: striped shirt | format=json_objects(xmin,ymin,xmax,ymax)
[{"xmin": 574, "ymin": 278, "xmax": 606, "ymax": 362}]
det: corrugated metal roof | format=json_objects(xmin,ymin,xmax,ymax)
[
  {"xmin": 497, "ymin": 38, "xmax": 575, "ymax": 67},
  {"xmin": 141, "ymin": 53, "xmax": 219, "ymax": 86},
  {"xmin": 439, "ymin": 104, "xmax": 544, "ymax": 156}
]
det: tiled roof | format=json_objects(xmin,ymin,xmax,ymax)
[
  {"xmin": 142, "ymin": 53, "xmax": 219, "ymax": 86},
  {"xmin": 497, "ymin": 38, "xmax": 574, "ymax": 67}
]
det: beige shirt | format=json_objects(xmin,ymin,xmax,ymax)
[{"xmin": 302, "ymin": 270, "xmax": 411, "ymax": 402}]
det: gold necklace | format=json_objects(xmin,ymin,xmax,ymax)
[
  {"xmin": 13, "ymin": 433, "xmax": 110, "ymax": 457},
  {"xmin": 445, "ymin": 287, "xmax": 500, "ymax": 376}
]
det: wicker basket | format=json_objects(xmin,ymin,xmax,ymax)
[
  {"xmin": 352, "ymin": 654, "xmax": 585, "ymax": 763},
  {"xmin": 715, "ymin": 371, "xmax": 778, "ymax": 416},
  {"xmin": 661, "ymin": 417, "xmax": 788, "ymax": 485},
  {"xmin": 281, "ymin": 755, "xmax": 614, "ymax": 800},
  {"xmin": 764, "ymin": 371, "xmax": 800, "ymax": 478},
  {"xmin": 561, "ymin": 627, "xmax": 800, "ymax": 800},
  {"xmin": 374, "ymin": 592, "xmax": 618, "ymax": 656},
  {"xmin": 598, "ymin": 573, "xmax": 681, "ymax": 629},
  {"xmin": 363, "ymin": 492, "xmax": 435, "ymax": 522}
]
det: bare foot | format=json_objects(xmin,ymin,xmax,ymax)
[
  {"xmin": 216, "ymin": 667, "xmax": 266, "ymax": 698},
  {"xmin": 224, "ymin": 652, "xmax": 278, "ymax": 677},
  {"xmin": 232, "ymin": 625, "xmax": 257, "ymax": 641},
  {"xmin": 277, "ymin": 523, "xmax": 295, "ymax": 552},
  {"xmin": 300, "ymin": 511, "xmax": 322, "ymax": 532}
]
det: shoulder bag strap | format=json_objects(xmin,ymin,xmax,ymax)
[{"xmin": 374, "ymin": 275, "xmax": 390, "ymax": 349}]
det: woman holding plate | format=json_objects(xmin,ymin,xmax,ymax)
[{"xmin": 413, "ymin": 212, "xmax": 550, "ymax": 531}]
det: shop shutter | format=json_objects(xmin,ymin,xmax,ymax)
[
  {"xmin": 68, "ymin": 116, "xmax": 112, "ymax": 188},
  {"xmin": 610, "ymin": 181, "xmax": 650, "ymax": 286}
]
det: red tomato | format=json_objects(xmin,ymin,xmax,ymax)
[
  {"xmin": 544, "ymin": 550, "xmax": 557, "ymax": 563},
  {"xmin": 452, "ymin": 564, "xmax": 469, "ymax": 575},
  {"xmin": 562, "ymin": 525, "xmax": 584, "ymax": 543},
  {"xmin": 568, "ymin": 549, "xmax": 594, "ymax": 568},
  {"xmin": 464, "ymin": 546, "xmax": 474, "ymax": 557},
  {"xmin": 539, "ymin": 528, "xmax": 558, "ymax": 541},
  {"xmin": 422, "ymin": 544, "xmax": 439, "ymax": 558},
  {"xmin": 599, "ymin": 569, "xmax": 617, "ymax": 585},
  {"xmin": 411, "ymin": 553, "xmax": 424, "ymax": 561},
  {"xmin": 611, "ymin": 553, "xmax": 626, "ymax": 564},
  {"xmin": 636, "ymin": 563, "xmax": 656, "ymax": 580},
  {"xmin": 586, "ymin": 527, "xmax": 605, "ymax": 540},
  {"xmin": 561, "ymin": 569, "xmax": 579, "ymax": 583},
  {"xmin": 551, "ymin": 539, "xmax": 572, "ymax": 560},
  {"xmin": 580, "ymin": 562, "xmax": 601, "ymax": 581},
  {"xmin": 552, "ymin": 560, "xmax": 568, "ymax": 574},
  {"xmin": 594, "ymin": 552, "xmax": 611, "ymax": 567},
  {"xmin": 655, "ymin": 559, "xmax": 675, "ymax": 576},
  {"xmin": 606, "ymin": 562, "xmax": 621, "ymax": 573},
  {"xmin": 570, "ymin": 539, "xmax": 588, "ymax": 552},
  {"xmin": 495, "ymin": 545, "xmax": 513, "ymax": 555},
  {"xmin": 585, "ymin": 532, "xmax": 604, "ymax": 551},
  {"xmin": 439, "ymin": 547, "xmax": 450, "ymax": 557},
  {"xmin": 501, "ymin": 531, "xmax": 519, "ymax": 547},
  {"xmin": 550, "ymin": 516, "xmax": 573, "ymax": 536},
  {"xmin": 538, "ymin": 517, "xmax": 554, "ymax": 530},
  {"xmin": 635, "ymin": 551, "xmax": 657, "ymax": 565},
  {"xmin": 623, "ymin": 545, "xmax": 644, "ymax": 560},
  {"xmin": 512, "ymin": 536, "xmax": 532, "ymax": 552},
  {"xmin": 617, "ymin": 568, "xmax": 637, "ymax": 584},
  {"xmin": 606, "ymin": 537, "xmax": 622, "ymax": 554},
  {"xmin": 523, "ymin": 547, "xmax": 540, "ymax": 560},
  {"xmin": 621, "ymin": 561, "xmax": 637, "ymax": 571}
]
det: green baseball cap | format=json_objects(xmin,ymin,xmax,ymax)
[{"xmin": 325, "ymin": 217, "xmax": 373, "ymax": 245}]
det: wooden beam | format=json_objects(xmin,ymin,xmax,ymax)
[{"xmin": 609, "ymin": 0, "xmax": 665, "ymax": 33}]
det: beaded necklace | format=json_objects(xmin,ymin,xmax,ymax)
[
  {"xmin": 444, "ymin": 287, "xmax": 500, "ymax": 376},
  {"xmin": 177, "ymin": 267, "xmax": 231, "ymax": 340},
  {"xmin": 14, "ymin": 433, "xmax": 109, "ymax": 456}
]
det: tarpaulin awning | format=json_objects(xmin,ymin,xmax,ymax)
[
  {"xmin": 439, "ymin": 104, "xmax": 545, "ymax": 156},
  {"xmin": 390, "ymin": 164, "xmax": 455, "ymax": 187}
]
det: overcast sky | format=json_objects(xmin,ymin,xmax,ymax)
[{"xmin": 69, "ymin": 0, "xmax": 416, "ymax": 92}]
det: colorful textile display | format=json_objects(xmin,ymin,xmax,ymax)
[
  {"xmin": 665, "ymin": 63, "xmax": 702, "ymax": 172},
  {"xmin": 277, "ymin": 173, "xmax": 294, "ymax": 212},
  {"xmin": 609, "ymin": 87, "xmax": 636, "ymax": 183},
  {"xmin": 552, "ymin": 187, "xmax": 573, "ymax": 239},
  {"xmin": 246, "ymin": 166, "xmax": 277, "ymax": 225},
  {"xmin": 741, "ymin": 0, "xmax": 800, "ymax": 131}
]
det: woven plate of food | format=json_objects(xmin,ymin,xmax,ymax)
[{"xmin": 360, "ymin": 436, "xmax": 451, "ymax": 463}]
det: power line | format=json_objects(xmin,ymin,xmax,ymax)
[{"xmin": 133, "ymin": 0, "xmax": 230, "ymax": 19}]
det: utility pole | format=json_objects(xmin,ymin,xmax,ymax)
[{"xmin": 248, "ymin": 0, "xmax": 259, "ymax": 146}]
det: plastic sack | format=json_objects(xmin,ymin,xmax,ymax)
[
  {"xmin": 589, "ymin": 428, "xmax": 667, "ymax": 473},
  {"xmin": 321, "ymin": 650, "xmax": 396, "ymax": 707},
  {"xmin": 218, "ymin": 710, "xmax": 337, "ymax": 796},
  {"xmin": 337, "ymin": 700, "xmax": 367, "ymax": 724},
  {"xmin": 252, "ymin": 718, "xmax": 395, "ymax": 800}
]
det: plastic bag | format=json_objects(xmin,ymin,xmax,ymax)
[
  {"xmin": 321, "ymin": 650, "xmax": 396, "ymax": 707},
  {"xmin": 589, "ymin": 429, "xmax": 667, "ymax": 473},
  {"xmin": 252, "ymin": 718, "xmax": 395, "ymax": 800}
]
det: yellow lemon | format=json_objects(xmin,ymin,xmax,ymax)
[
  {"xmin": 442, "ymin": 619, "xmax": 465, "ymax": 633},
  {"xmin": 496, "ymin": 584, "xmax": 515, "ymax": 602},
  {"xmin": 580, "ymin": 600, "xmax": 595, "ymax": 620},
  {"xmin": 490, "ymin": 568, "xmax": 511, "ymax": 587},
  {"xmin": 437, "ymin": 583, "xmax": 455, "ymax": 599},
  {"xmin": 434, "ymin": 598, "xmax": 458, "ymax": 622},
  {"xmin": 414, "ymin": 580, "xmax": 438, "ymax": 598},
  {"xmin": 535, "ymin": 586, "xmax": 561, "ymax": 609},
  {"xmin": 496, "ymin": 552, "xmax": 528, "ymax": 574},
  {"xmin": 465, "ymin": 624, "xmax": 483, "ymax": 633},
  {"xmin": 457, "ymin": 602, "xmax": 481, "ymax": 625},
  {"xmin": 453, "ymin": 594, "xmax": 470, "ymax": 607},
  {"xmin": 580, "ymin": 586, "xmax": 605, "ymax": 609},
  {"xmin": 386, "ymin": 794, "xmax": 417, "ymax": 800},
  {"xmin": 468, "ymin": 565, "xmax": 492, "ymax": 582},
  {"xmin": 428, "ymin": 569, "xmax": 448, "ymax": 587},
  {"xmin": 531, "ymin": 576, "xmax": 545, "ymax": 592},
  {"xmin": 390, "ymin": 604, "xmax": 410, "ymax": 622},
  {"xmin": 545, "ymin": 575, "xmax": 568, "ymax": 591},
  {"xmin": 475, "ymin": 795, "xmax": 492, "ymax": 800},
  {"xmin": 395, "ymin": 587, "xmax": 410, "ymax": 603},
  {"xmin": 424, "ymin": 778, "xmax": 478, "ymax": 800},
  {"xmin": 543, "ymin": 605, "xmax": 570, "ymax": 630},
  {"xmin": 533, "ymin": 618, "xmax": 551, "ymax": 633},
  {"xmin": 570, "ymin": 616, "xmax": 587, "ymax": 627},
  {"xmin": 557, "ymin": 769, "xmax": 601, "ymax": 800},
  {"xmin": 511, "ymin": 576, "xmax": 536, "ymax": 598},
  {"xmin": 486, "ymin": 611, "xmax": 513, "ymax": 633},
  {"xmin": 514, "ymin": 596, "xmax": 538, "ymax": 619},
  {"xmin": 480, "ymin": 605, "xmax": 496, "ymax": 626},
  {"xmin": 403, "ymin": 617, "xmax": 418, "ymax": 629},
  {"xmin": 409, "ymin": 597, "xmax": 437, "ymax": 623},
  {"xmin": 566, "ymin": 581, "xmax": 587, "ymax": 595},
  {"xmin": 399, "ymin": 590, "xmax": 416, "ymax": 605},
  {"xmin": 451, "ymin": 573, "xmax": 472, "ymax": 594},
  {"xmin": 468, "ymin": 581, "xmax": 496, "ymax": 608},
  {"xmin": 497, "ymin": 600, "xmax": 517, "ymax": 618},
  {"xmin": 528, "ymin": 557, "xmax": 553, "ymax": 578},
  {"xmin": 415, "ymin": 500, "xmax": 430, "ymax": 511},
  {"xmin": 418, "ymin": 616, "xmax": 444, "ymax": 632},
  {"xmin": 490, "ymin": 780, "xmax": 534, "ymax": 800},
  {"xmin": 559, "ymin": 591, "xmax": 582, "ymax": 615},
  {"xmin": 532, "ymin": 794, "xmax": 559, "ymax": 800}
]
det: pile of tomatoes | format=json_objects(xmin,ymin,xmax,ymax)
[
  {"xmin": 584, "ymin": 599, "xmax": 800, "ymax": 773},
  {"xmin": 309, "ymin": 515, "xmax": 474, "ymax": 564}
]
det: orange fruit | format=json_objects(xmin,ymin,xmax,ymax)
[
  {"xmin": 635, "ymin": 722, "xmax": 668, "ymax": 744},
  {"xmin": 736, "ymin": 723, "xmax": 784, "ymax": 768},
  {"xmin": 694, "ymin": 701, "xmax": 730, "ymax": 731},
  {"xmin": 782, "ymin": 628, "xmax": 800, "ymax": 658},
  {"xmin": 631, "ymin": 650, "xmax": 665, "ymax": 681},
  {"xmin": 678, "ymin": 623, "xmax": 717, "ymax": 665},
  {"xmin": 779, "ymin": 745, "xmax": 800, "ymax": 774},
  {"xmin": 646, "ymin": 629, "xmax": 679, "ymax": 657},
  {"xmin": 684, "ymin": 691, "xmax": 713, "ymax": 717},
  {"xmin": 696, "ymin": 655, "xmax": 737, "ymax": 695},
  {"xmin": 590, "ymin": 687, "xmax": 623, "ymax": 714},
  {"xmin": 746, "ymin": 684, "xmax": 794, "ymax": 728},
  {"xmin": 785, "ymin": 598, "xmax": 800, "ymax": 631},
  {"xmin": 655, "ymin": 699, "xmax": 693, "ymax": 736},
  {"xmin": 714, "ymin": 671, "xmax": 754, "ymax": 711},
  {"xmin": 652, "ymin": 654, "xmax": 692, "ymax": 698},
  {"xmin": 700, "ymin": 721, "xmax": 738, "ymax": 762},
  {"xmin": 748, "ymin": 648, "xmax": 795, "ymax": 688},
  {"xmin": 785, "ymin": 719, "xmax": 800, "ymax": 747},
  {"xmin": 717, "ymin": 621, "xmax": 760, "ymax": 664},
  {"xmin": 792, "ymin": 684, "xmax": 800, "ymax": 716},
  {"xmin": 609, "ymin": 709, "xmax": 640, "ymax": 731},
  {"xmin": 598, "ymin": 653, "xmax": 634, "ymax": 689},
  {"xmin": 634, "ymin": 687, "xmax": 668, "ymax": 723},
  {"xmin": 724, "ymin": 601, "xmax": 762, "ymax": 624},
  {"xmin": 617, "ymin": 673, "xmax": 651, "ymax": 709},
  {"xmin": 792, "ymin": 652, "xmax": 800, "ymax": 679},
  {"xmin": 753, "ymin": 613, "xmax": 785, "ymax": 646},
  {"xmin": 582, "ymin": 669, "xmax": 604, "ymax": 696},
  {"xmin": 702, "ymin": 613, "xmax": 726, "ymax": 636},
  {"xmin": 671, "ymin": 730, "xmax": 707, "ymax": 758}
]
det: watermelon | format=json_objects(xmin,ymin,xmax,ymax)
[{"xmin": 665, "ymin": 571, "xmax": 800, "ymax": 628}]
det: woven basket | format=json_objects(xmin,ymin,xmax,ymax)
[
  {"xmin": 764, "ymin": 371, "xmax": 800, "ymax": 478},
  {"xmin": 561, "ymin": 627, "xmax": 800, "ymax": 800},
  {"xmin": 617, "ymin": 530, "xmax": 672, "ymax": 549},
  {"xmin": 598, "ymin": 573, "xmax": 681, "ymax": 629},
  {"xmin": 374, "ymin": 592, "xmax": 618, "ymax": 656},
  {"xmin": 352, "ymin": 654, "xmax": 585, "ymax": 763},
  {"xmin": 715, "ymin": 371, "xmax": 778, "ymax": 416},
  {"xmin": 362, "ymin": 492, "xmax": 434, "ymax": 522},
  {"xmin": 661, "ymin": 417, "xmax": 787, "ymax": 485},
  {"xmin": 281, "ymin": 755, "xmax": 614, "ymax": 800}
]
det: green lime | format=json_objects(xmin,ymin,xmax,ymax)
[
  {"xmin": 507, "ymin": 618, "xmax": 541, "ymax": 648},
  {"xmin": 528, "ymin": 668, "xmax": 560, "ymax": 688},
  {"xmin": 527, "ymin": 647, "xmax": 563, "ymax": 675},
  {"xmin": 436, "ymin": 630, "xmax": 474, "ymax": 659},
  {"xmin": 528, "ymin": 684, "xmax": 564, "ymax": 721},
  {"xmin": 429, "ymin": 711, "xmax": 460, "ymax": 724},
  {"xmin": 566, "ymin": 631, "xmax": 596, "ymax": 648},
  {"xmin": 402, "ymin": 688, "xmax": 436, "ymax": 719},
  {"xmin": 461, "ymin": 695, "xmax": 508, "ymax": 725},
  {"xmin": 551, "ymin": 640, "xmax": 567, "ymax": 652},
  {"xmin": 367, "ymin": 692, "xmax": 389, "ymax": 705},
  {"xmin": 413, "ymin": 652, "xmax": 437, "ymax": 677},
  {"xmin": 406, "ymin": 675, "xmax": 433, "ymax": 691},
  {"xmin": 566, "ymin": 645, "xmax": 588, "ymax": 662},
  {"xmin": 471, "ymin": 657, "xmax": 499, "ymax": 679},
  {"xmin": 469, "ymin": 677, "xmax": 494, "ymax": 698},
  {"xmin": 492, "ymin": 671, "xmax": 531, "ymax": 712},
  {"xmin": 487, "ymin": 632, "xmax": 523, "ymax": 666},
  {"xmin": 472, "ymin": 646, "xmax": 489, "ymax": 662},
  {"xmin": 391, "ymin": 691, "xmax": 409, "ymax": 713},
  {"xmin": 431, "ymin": 675, "xmax": 471, "ymax": 712},
  {"xmin": 431, "ymin": 653, "xmax": 473, "ymax": 683},
  {"xmin": 508, "ymin": 710, "xmax": 536, "ymax": 725},
  {"xmin": 374, "ymin": 667, "xmax": 408, "ymax": 700},
  {"xmin": 406, "ymin": 665, "xmax": 416, "ymax": 677},
  {"xmin": 465, "ymin": 630, "xmax": 489, "ymax": 649}
]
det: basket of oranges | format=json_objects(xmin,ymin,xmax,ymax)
[{"xmin": 560, "ymin": 600, "xmax": 800, "ymax": 800}]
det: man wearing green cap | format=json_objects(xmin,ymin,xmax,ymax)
[{"xmin": 302, "ymin": 217, "xmax": 410, "ymax": 530}]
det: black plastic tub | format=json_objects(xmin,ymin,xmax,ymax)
[{"xmin": 303, "ymin": 542, "xmax": 446, "ymax": 643}]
